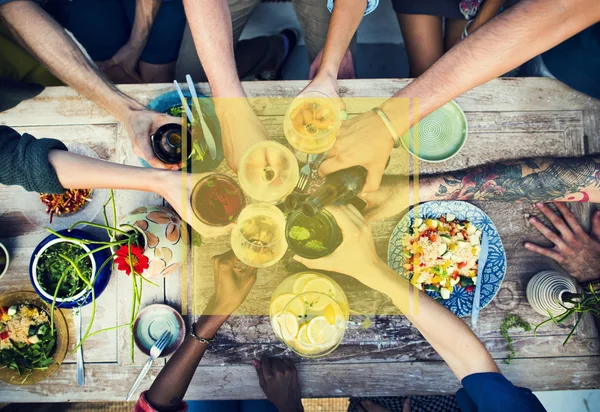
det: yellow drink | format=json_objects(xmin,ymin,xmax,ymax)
[
  {"xmin": 269, "ymin": 272, "xmax": 349, "ymax": 357},
  {"xmin": 284, "ymin": 92, "xmax": 341, "ymax": 155}
]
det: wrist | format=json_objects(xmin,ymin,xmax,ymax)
[{"xmin": 113, "ymin": 97, "xmax": 147, "ymax": 124}]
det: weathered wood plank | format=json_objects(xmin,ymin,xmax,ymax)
[
  {"xmin": 1, "ymin": 79, "xmax": 598, "ymax": 129},
  {"xmin": 0, "ymin": 356, "xmax": 599, "ymax": 402}
]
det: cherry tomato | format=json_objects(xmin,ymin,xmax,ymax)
[
  {"xmin": 458, "ymin": 262, "xmax": 467, "ymax": 269},
  {"xmin": 428, "ymin": 233, "xmax": 438, "ymax": 242},
  {"xmin": 466, "ymin": 286, "xmax": 474, "ymax": 293}
]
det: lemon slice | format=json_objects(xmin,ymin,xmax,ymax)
[
  {"xmin": 297, "ymin": 324, "xmax": 312, "ymax": 346},
  {"xmin": 275, "ymin": 312, "xmax": 299, "ymax": 343},
  {"xmin": 302, "ymin": 278, "xmax": 337, "ymax": 310},
  {"xmin": 323, "ymin": 304, "xmax": 338, "ymax": 325},
  {"xmin": 292, "ymin": 273, "xmax": 320, "ymax": 294},
  {"xmin": 270, "ymin": 293, "xmax": 295, "ymax": 317},
  {"xmin": 307, "ymin": 315, "xmax": 338, "ymax": 347}
]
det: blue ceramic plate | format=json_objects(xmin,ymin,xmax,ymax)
[
  {"xmin": 133, "ymin": 304, "xmax": 185, "ymax": 357},
  {"xmin": 387, "ymin": 201, "xmax": 506, "ymax": 317},
  {"xmin": 143, "ymin": 89, "xmax": 224, "ymax": 172},
  {"xmin": 29, "ymin": 229, "xmax": 112, "ymax": 308}
]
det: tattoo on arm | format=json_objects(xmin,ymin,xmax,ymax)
[{"xmin": 432, "ymin": 156, "xmax": 600, "ymax": 202}]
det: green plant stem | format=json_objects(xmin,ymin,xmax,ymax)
[
  {"xmin": 49, "ymin": 270, "xmax": 69, "ymax": 336},
  {"xmin": 46, "ymin": 228, "xmax": 117, "ymax": 246},
  {"xmin": 61, "ymin": 254, "xmax": 96, "ymax": 352},
  {"xmin": 563, "ymin": 314, "xmax": 583, "ymax": 345},
  {"xmin": 139, "ymin": 274, "xmax": 159, "ymax": 287},
  {"xmin": 75, "ymin": 242, "xmax": 123, "ymax": 263},
  {"xmin": 128, "ymin": 237, "xmax": 138, "ymax": 364},
  {"xmin": 69, "ymin": 221, "xmax": 130, "ymax": 235},
  {"xmin": 80, "ymin": 323, "xmax": 130, "ymax": 340}
]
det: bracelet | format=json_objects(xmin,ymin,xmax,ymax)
[
  {"xmin": 190, "ymin": 322, "xmax": 216, "ymax": 344},
  {"xmin": 461, "ymin": 20, "xmax": 474, "ymax": 40},
  {"xmin": 372, "ymin": 107, "xmax": 401, "ymax": 149}
]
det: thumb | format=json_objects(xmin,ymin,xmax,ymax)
[
  {"xmin": 318, "ymin": 156, "xmax": 345, "ymax": 178},
  {"xmin": 292, "ymin": 254, "xmax": 311, "ymax": 267},
  {"xmin": 591, "ymin": 210, "xmax": 600, "ymax": 241},
  {"xmin": 362, "ymin": 166, "xmax": 385, "ymax": 194}
]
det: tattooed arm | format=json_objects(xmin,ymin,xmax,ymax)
[{"xmin": 363, "ymin": 156, "xmax": 600, "ymax": 221}]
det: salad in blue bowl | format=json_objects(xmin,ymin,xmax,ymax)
[{"xmin": 29, "ymin": 229, "xmax": 112, "ymax": 309}]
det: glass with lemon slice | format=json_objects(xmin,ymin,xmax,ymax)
[{"xmin": 269, "ymin": 272, "xmax": 349, "ymax": 358}]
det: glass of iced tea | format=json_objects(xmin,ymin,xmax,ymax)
[{"xmin": 191, "ymin": 174, "xmax": 245, "ymax": 226}]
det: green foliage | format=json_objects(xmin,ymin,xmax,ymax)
[
  {"xmin": 305, "ymin": 240, "xmax": 327, "ymax": 252},
  {"xmin": 36, "ymin": 242, "xmax": 92, "ymax": 299},
  {"xmin": 500, "ymin": 314, "xmax": 531, "ymax": 364}
]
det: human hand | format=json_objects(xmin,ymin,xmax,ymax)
[
  {"xmin": 100, "ymin": 43, "xmax": 142, "ymax": 82},
  {"xmin": 252, "ymin": 355, "xmax": 303, "ymax": 412},
  {"xmin": 319, "ymin": 109, "xmax": 396, "ymax": 193},
  {"xmin": 525, "ymin": 203, "xmax": 600, "ymax": 283},
  {"xmin": 120, "ymin": 107, "xmax": 182, "ymax": 169},
  {"xmin": 157, "ymin": 171, "xmax": 236, "ymax": 238},
  {"xmin": 300, "ymin": 72, "xmax": 346, "ymax": 115},
  {"xmin": 214, "ymin": 98, "xmax": 269, "ymax": 173},
  {"xmin": 356, "ymin": 400, "xmax": 392, "ymax": 412},
  {"xmin": 211, "ymin": 249, "xmax": 257, "ymax": 313},
  {"xmin": 293, "ymin": 205, "xmax": 385, "ymax": 290},
  {"xmin": 309, "ymin": 48, "xmax": 355, "ymax": 80},
  {"xmin": 361, "ymin": 174, "xmax": 409, "ymax": 221}
]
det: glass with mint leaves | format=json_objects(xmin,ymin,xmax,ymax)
[{"xmin": 285, "ymin": 209, "xmax": 342, "ymax": 259}]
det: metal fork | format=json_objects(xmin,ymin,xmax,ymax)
[
  {"xmin": 125, "ymin": 330, "xmax": 172, "ymax": 401},
  {"xmin": 295, "ymin": 163, "xmax": 311, "ymax": 193}
]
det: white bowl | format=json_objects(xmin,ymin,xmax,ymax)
[{"xmin": 31, "ymin": 238, "xmax": 97, "ymax": 303}]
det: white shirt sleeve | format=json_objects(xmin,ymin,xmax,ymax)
[{"xmin": 327, "ymin": 0, "xmax": 379, "ymax": 16}]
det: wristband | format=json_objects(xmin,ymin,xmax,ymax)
[
  {"xmin": 372, "ymin": 107, "xmax": 401, "ymax": 149},
  {"xmin": 461, "ymin": 20, "xmax": 474, "ymax": 40},
  {"xmin": 191, "ymin": 322, "xmax": 216, "ymax": 344},
  {"xmin": 580, "ymin": 279, "xmax": 600, "ymax": 289}
]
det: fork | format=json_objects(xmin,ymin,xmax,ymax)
[
  {"xmin": 125, "ymin": 330, "xmax": 172, "ymax": 401},
  {"xmin": 295, "ymin": 163, "xmax": 311, "ymax": 193}
]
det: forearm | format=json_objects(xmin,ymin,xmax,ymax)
[
  {"xmin": 182, "ymin": 0, "xmax": 243, "ymax": 97},
  {"xmin": 380, "ymin": 0, "xmax": 600, "ymax": 130},
  {"xmin": 419, "ymin": 156, "xmax": 600, "ymax": 203},
  {"xmin": 48, "ymin": 149, "xmax": 168, "ymax": 192},
  {"xmin": 369, "ymin": 260, "xmax": 498, "ymax": 380},
  {"xmin": 128, "ymin": 0, "xmax": 161, "ymax": 52},
  {"xmin": 317, "ymin": 0, "xmax": 366, "ymax": 77},
  {"xmin": 0, "ymin": 2, "xmax": 142, "ymax": 120},
  {"xmin": 146, "ymin": 297, "xmax": 228, "ymax": 411}
]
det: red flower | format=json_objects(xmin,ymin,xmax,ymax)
[{"xmin": 114, "ymin": 245, "xmax": 149, "ymax": 275}]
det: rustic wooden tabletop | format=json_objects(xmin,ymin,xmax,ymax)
[{"xmin": 0, "ymin": 79, "xmax": 599, "ymax": 402}]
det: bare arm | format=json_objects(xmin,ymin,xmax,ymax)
[
  {"xmin": 317, "ymin": 0, "xmax": 367, "ymax": 78},
  {"xmin": 381, "ymin": 0, "xmax": 600, "ymax": 128},
  {"xmin": 363, "ymin": 156, "xmax": 600, "ymax": 221},
  {"xmin": 0, "ymin": 1, "xmax": 142, "ymax": 120},
  {"xmin": 145, "ymin": 251, "xmax": 257, "ymax": 411},
  {"xmin": 295, "ymin": 205, "xmax": 499, "ymax": 381},
  {"xmin": 128, "ymin": 0, "xmax": 161, "ymax": 54},
  {"xmin": 182, "ymin": 0, "xmax": 242, "ymax": 97}
]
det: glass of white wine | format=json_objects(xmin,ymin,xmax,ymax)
[
  {"xmin": 231, "ymin": 203, "xmax": 288, "ymax": 268},
  {"xmin": 283, "ymin": 91, "xmax": 341, "ymax": 163},
  {"xmin": 237, "ymin": 141, "xmax": 299, "ymax": 204}
]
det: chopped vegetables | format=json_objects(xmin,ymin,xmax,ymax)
[
  {"xmin": 0, "ymin": 304, "xmax": 56, "ymax": 379},
  {"xmin": 401, "ymin": 214, "xmax": 482, "ymax": 299},
  {"xmin": 40, "ymin": 189, "xmax": 92, "ymax": 223},
  {"xmin": 288, "ymin": 226, "xmax": 311, "ymax": 241}
]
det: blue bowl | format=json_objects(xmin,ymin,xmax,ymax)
[
  {"xmin": 142, "ymin": 89, "xmax": 224, "ymax": 172},
  {"xmin": 29, "ymin": 229, "xmax": 112, "ymax": 308}
]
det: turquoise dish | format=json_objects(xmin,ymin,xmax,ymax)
[
  {"xmin": 133, "ymin": 304, "xmax": 185, "ymax": 357},
  {"xmin": 400, "ymin": 100, "xmax": 468, "ymax": 162},
  {"xmin": 387, "ymin": 201, "xmax": 506, "ymax": 317}
]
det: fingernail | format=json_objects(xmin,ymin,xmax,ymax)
[
  {"xmin": 536, "ymin": 203, "xmax": 543, "ymax": 208},
  {"xmin": 292, "ymin": 255, "xmax": 300, "ymax": 262},
  {"xmin": 524, "ymin": 243, "xmax": 531, "ymax": 249},
  {"xmin": 528, "ymin": 217, "xmax": 536, "ymax": 223}
]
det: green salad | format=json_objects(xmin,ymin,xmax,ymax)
[
  {"xmin": 0, "ymin": 304, "xmax": 56, "ymax": 379},
  {"xmin": 36, "ymin": 242, "xmax": 93, "ymax": 299},
  {"xmin": 168, "ymin": 105, "xmax": 207, "ymax": 162}
]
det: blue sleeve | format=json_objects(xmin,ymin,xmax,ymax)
[
  {"xmin": 456, "ymin": 373, "xmax": 546, "ymax": 412},
  {"xmin": 327, "ymin": 0, "xmax": 379, "ymax": 16}
]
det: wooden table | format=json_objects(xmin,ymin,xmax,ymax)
[{"xmin": 1, "ymin": 79, "xmax": 600, "ymax": 402}]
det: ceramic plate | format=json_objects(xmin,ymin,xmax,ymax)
[
  {"xmin": 19, "ymin": 143, "xmax": 109, "ymax": 230},
  {"xmin": 387, "ymin": 201, "xmax": 506, "ymax": 317},
  {"xmin": 133, "ymin": 304, "xmax": 185, "ymax": 357},
  {"xmin": 400, "ymin": 100, "xmax": 468, "ymax": 162}
]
